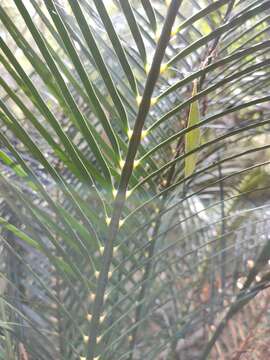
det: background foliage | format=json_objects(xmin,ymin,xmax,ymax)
[{"xmin": 0, "ymin": 0, "xmax": 270, "ymax": 359}]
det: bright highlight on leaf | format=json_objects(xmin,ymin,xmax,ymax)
[
  {"xmin": 170, "ymin": 26, "xmax": 179, "ymax": 37},
  {"xmin": 90, "ymin": 293, "xmax": 96, "ymax": 301},
  {"xmin": 155, "ymin": 29, "xmax": 161, "ymax": 42},
  {"xmin": 160, "ymin": 63, "xmax": 168, "ymax": 74},
  {"xmin": 97, "ymin": 335, "xmax": 102, "ymax": 343},
  {"xmin": 255, "ymin": 275, "xmax": 262, "ymax": 282},
  {"xmin": 100, "ymin": 313, "xmax": 106, "ymax": 323},
  {"xmin": 127, "ymin": 129, "xmax": 133, "ymax": 139},
  {"xmin": 83, "ymin": 335, "xmax": 89, "ymax": 343},
  {"xmin": 141, "ymin": 129, "xmax": 148, "ymax": 140},
  {"xmin": 119, "ymin": 159, "xmax": 125, "ymax": 169},
  {"xmin": 136, "ymin": 95, "xmax": 142, "ymax": 105},
  {"xmin": 184, "ymin": 80, "xmax": 201, "ymax": 178},
  {"xmin": 144, "ymin": 63, "xmax": 151, "ymax": 74},
  {"xmin": 86, "ymin": 313, "xmax": 92, "ymax": 321},
  {"xmin": 112, "ymin": 188, "xmax": 117, "ymax": 198},
  {"xmin": 247, "ymin": 259, "xmax": 255, "ymax": 269},
  {"xmin": 113, "ymin": 246, "xmax": 119, "ymax": 256},
  {"xmin": 99, "ymin": 246, "xmax": 105, "ymax": 255},
  {"xmin": 150, "ymin": 97, "xmax": 158, "ymax": 106}
]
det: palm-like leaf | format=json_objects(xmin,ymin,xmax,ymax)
[{"xmin": 1, "ymin": 0, "xmax": 270, "ymax": 359}]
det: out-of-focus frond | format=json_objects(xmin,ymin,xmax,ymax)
[{"xmin": 0, "ymin": 1, "xmax": 270, "ymax": 359}]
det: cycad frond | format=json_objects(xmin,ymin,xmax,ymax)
[{"xmin": 1, "ymin": 1, "xmax": 270, "ymax": 359}]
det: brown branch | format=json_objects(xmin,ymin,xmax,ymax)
[{"xmin": 86, "ymin": 1, "xmax": 183, "ymax": 359}]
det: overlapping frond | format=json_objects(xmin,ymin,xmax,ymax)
[{"xmin": 0, "ymin": 1, "xmax": 270, "ymax": 359}]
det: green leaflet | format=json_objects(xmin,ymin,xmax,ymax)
[
  {"xmin": 1, "ymin": 1, "xmax": 270, "ymax": 358},
  {"xmin": 185, "ymin": 80, "xmax": 201, "ymax": 178},
  {"xmin": 0, "ymin": 149, "xmax": 38, "ymax": 191},
  {"xmin": 0, "ymin": 150, "xmax": 27, "ymax": 179},
  {"xmin": 0, "ymin": 217, "xmax": 40, "ymax": 250}
]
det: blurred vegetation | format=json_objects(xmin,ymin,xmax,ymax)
[{"xmin": 0, "ymin": 1, "xmax": 270, "ymax": 359}]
